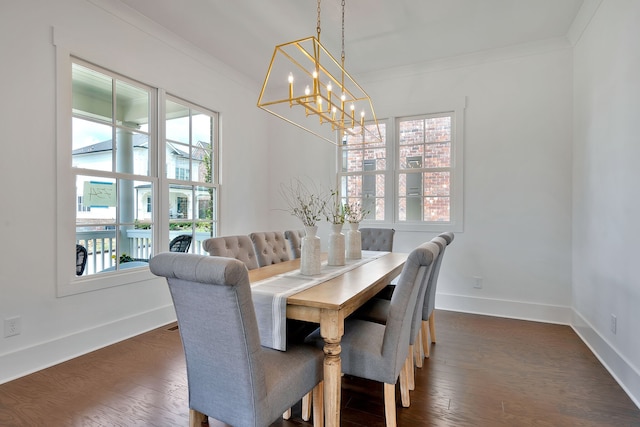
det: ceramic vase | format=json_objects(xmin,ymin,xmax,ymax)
[
  {"xmin": 345, "ymin": 222, "xmax": 362, "ymax": 259},
  {"xmin": 328, "ymin": 223, "xmax": 345, "ymax": 266},
  {"xmin": 300, "ymin": 225, "xmax": 321, "ymax": 275}
]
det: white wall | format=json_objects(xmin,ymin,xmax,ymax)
[
  {"xmin": 572, "ymin": 0, "xmax": 640, "ymax": 406},
  {"xmin": 0, "ymin": 0, "xmax": 271, "ymax": 382}
]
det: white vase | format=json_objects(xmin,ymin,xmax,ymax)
[
  {"xmin": 328, "ymin": 223, "xmax": 345, "ymax": 266},
  {"xmin": 345, "ymin": 222, "xmax": 362, "ymax": 259},
  {"xmin": 300, "ymin": 225, "xmax": 321, "ymax": 275}
]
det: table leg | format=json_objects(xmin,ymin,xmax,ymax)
[{"xmin": 320, "ymin": 310, "xmax": 343, "ymax": 427}]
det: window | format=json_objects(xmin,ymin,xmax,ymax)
[
  {"xmin": 57, "ymin": 56, "xmax": 219, "ymax": 295},
  {"xmin": 72, "ymin": 61, "xmax": 155, "ymax": 277},
  {"xmin": 338, "ymin": 106, "xmax": 464, "ymax": 231},
  {"xmin": 398, "ymin": 113, "xmax": 453, "ymax": 223},
  {"xmin": 165, "ymin": 96, "xmax": 218, "ymax": 240},
  {"xmin": 340, "ymin": 123, "xmax": 388, "ymax": 221}
]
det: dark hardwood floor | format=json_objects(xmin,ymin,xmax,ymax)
[{"xmin": 1, "ymin": 310, "xmax": 639, "ymax": 426}]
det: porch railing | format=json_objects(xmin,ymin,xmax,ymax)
[{"xmin": 76, "ymin": 230, "xmax": 212, "ymax": 275}]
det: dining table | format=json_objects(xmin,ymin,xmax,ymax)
[{"xmin": 246, "ymin": 251, "xmax": 409, "ymax": 427}]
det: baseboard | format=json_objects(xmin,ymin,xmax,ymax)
[
  {"xmin": 0, "ymin": 305, "xmax": 177, "ymax": 385},
  {"xmin": 571, "ymin": 310, "xmax": 640, "ymax": 408},
  {"xmin": 435, "ymin": 292, "xmax": 573, "ymax": 324},
  {"xmin": 436, "ymin": 292, "xmax": 640, "ymax": 409}
]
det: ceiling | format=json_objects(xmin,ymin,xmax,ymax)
[{"xmin": 118, "ymin": 0, "xmax": 585, "ymax": 84}]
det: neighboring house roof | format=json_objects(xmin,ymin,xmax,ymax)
[
  {"xmin": 72, "ymin": 133, "xmax": 149, "ymax": 155},
  {"xmin": 73, "ymin": 135, "xmax": 210, "ymax": 160}
]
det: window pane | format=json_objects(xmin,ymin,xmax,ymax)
[
  {"xmin": 72, "ymin": 119, "xmax": 113, "ymax": 171},
  {"xmin": 76, "ymin": 175, "xmax": 117, "ymax": 224},
  {"xmin": 167, "ymin": 142, "xmax": 190, "ymax": 180},
  {"xmin": 399, "ymin": 119, "xmax": 423, "ymax": 145},
  {"xmin": 424, "ymin": 142, "xmax": 450, "ymax": 168},
  {"xmin": 342, "ymin": 148, "xmax": 362, "ymax": 172},
  {"xmin": 115, "ymin": 80, "xmax": 149, "ymax": 130},
  {"xmin": 192, "ymin": 146, "xmax": 211, "ymax": 184},
  {"xmin": 425, "ymin": 116, "xmax": 451, "ymax": 142},
  {"xmin": 192, "ymin": 112, "xmax": 212, "ymax": 145},
  {"xmin": 72, "ymin": 63, "xmax": 113, "ymax": 123},
  {"xmin": 115, "ymin": 131, "xmax": 149, "ymax": 175},
  {"xmin": 424, "ymin": 197, "xmax": 450, "ymax": 221},
  {"xmin": 424, "ymin": 172, "xmax": 450, "ymax": 197},
  {"xmin": 399, "ymin": 145, "xmax": 424, "ymax": 169},
  {"xmin": 77, "ymin": 226, "xmax": 116, "ymax": 275},
  {"xmin": 166, "ymin": 100, "xmax": 190, "ymax": 144},
  {"xmin": 195, "ymin": 185, "xmax": 214, "ymax": 221},
  {"xmin": 72, "ymin": 118, "xmax": 112, "ymax": 152}
]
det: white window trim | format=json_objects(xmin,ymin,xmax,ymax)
[
  {"xmin": 55, "ymin": 45, "xmax": 157, "ymax": 297},
  {"xmin": 345, "ymin": 97, "xmax": 465, "ymax": 232},
  {"xmin": 54, "ymin": 34, "xmax": 219, "ymax": 297}
]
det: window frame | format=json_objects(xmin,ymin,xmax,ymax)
[
  {"xmin": 55, "ymin": 48, "xmax": 219, "ymax": 297},
  {"xmin": 338, "ymin": 99, "xmax": 465, "ymax": 232}
]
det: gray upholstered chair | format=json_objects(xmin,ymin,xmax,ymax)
[
  {"xmin": 149, "ymin": 253, "xmax": 324, "ymax": 427},
  {"xmin": 360, "ymin": 228, "xmax": 396, "ymax": 299},
  {"xmin": 360, "ymin": 227, "xmax": 395, "ymax": 251},
  {"xmin": 421, "ymin": 232, "xmax": 455, "ymax": 358},
  {"xmin": 352, "ymin": 240, "xmax": 442, "ymax": 392},
  {"xmin": 284, "ymin": 229, "xmax": 305, "ymax": 259},
  {"xmin": 249, "ymin": 231, "xmax": 290, "ymax": 267},
  {"xmin": 306, "ymin": 241, "xmax": 439, "ymax": 427},
  {"xmin": 202, "ymin": 235, "xmax": 259, "ymax": 270}
]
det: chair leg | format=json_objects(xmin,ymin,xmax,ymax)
[
  {"xmin": 189, "ymin": 409, "xmax": 207, "ymax": 427},
  {"xmin": 414, "ymin": 331, "xmax": 424, "ymax": 368},
  {"xmin": 429, "ymin": 311, "xmax": 436, "ymax": 344},
  {"xmin": 421, "ymin": 320, "xmax": 431, "ymax": 358},
  {"xmin": 312, "ymin": 381, "xmax": 324, "ymax": 427},
  {"xmin": 383, "ymin": 383, "xmax": 397, "ymax": 427},
  {"xmin": 408, "ymin": 345, "xmax": 415, "ymax": 391},
  {"xmin": 301, "ymin": 390, "xmax": 312, "ymax": 421},
  {"xmin": 282, "ymin": 408, "xmax": 292, "ymax": 419},
  {"xmin": 400, "ymin": 356, "xmax": 411, "ymax": 407}
]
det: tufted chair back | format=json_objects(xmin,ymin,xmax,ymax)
[
  {"xmin": 249, "ymin": 231, "xmax": 291, "ymax": 267},
  {"xmin": 284, "ymin": 229, "xmax": 305, "ymax": 259},
  {"xmin": 360, "ymin": 228, "xmax": 395, "ymax": 252},
  {"xmin": 202, "ymin": 235, "xmax": 259, "ymax": 270},
  {"xmin": 149, "ymin": 253, "xmax": 323, "ymax": 427}
]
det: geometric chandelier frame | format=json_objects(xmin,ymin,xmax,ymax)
[{"xmin": 257, "ymin": 1, "xmax": 382, "ymax": 145}]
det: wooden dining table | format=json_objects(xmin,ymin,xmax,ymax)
[{"xmin": 247, "ymin": 252, "xmax": 409, "ymax": 427}]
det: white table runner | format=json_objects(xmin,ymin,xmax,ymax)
[{"xmin": 251, "ymin": 251, "xmax": 388, "ymax": 350}]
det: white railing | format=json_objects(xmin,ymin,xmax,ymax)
[{"xmin": 76, "ymin": 230, "xmax": 212, "ymax": 275}]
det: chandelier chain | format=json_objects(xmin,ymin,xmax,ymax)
[
  {"xmin": 317, "ymin": 0, "xmax": 322, "ymax": 39},
  {"xmin": 341, "ymin": 0, "xmax": 345, "ymax": 65}
]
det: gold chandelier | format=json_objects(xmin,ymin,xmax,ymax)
[{"xmin": 257, "ymin": 0, "xmax": 382, "ymax": 145}]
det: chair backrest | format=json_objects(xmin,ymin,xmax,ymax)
[
  {"xmin": 360, "ymin": 228, "xmax": 395, "ymax": 252},
  {"xmin": 149, "ymin": 253, "xmax": 270, "ymax": 426},
  {"xmin": 380, "ymin": 242, "xmax": 439, "ymax": 382},
  {"xmin": 249, "ymin": 231, "xmax": 290, "ymax": 267},
  {"xmin": 202, "ymin": 235, "xmax": 259, "ymax": 270},
  {"xmin": 423, "ymin": 233, "xmax": 455, "ymax": 321},
  {"xmin": 169, "ymin": 234, "xmax": 192, "ymax": 253},
  {"xmin": 76, "ymin": 244, "xmax": 88, "ymax": 276},
  {"xmin": 284, "ymin": 229, "xmax": 305, "ymax": 259},
  {"xmin": 409, "ymin": 238, "xmax": 444, "ymax": 344}
]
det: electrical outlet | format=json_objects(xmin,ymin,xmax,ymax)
[
  {"xmin": 4, "ymin": 316, "xmax": 21, "ymax": 337},
  {"xmin": 610, "ymin": 314, "xmax": 617, "ymax": 334},
  {"xmin": 473, "ymin": 276, "xmax": 483, "ymax": 289}
]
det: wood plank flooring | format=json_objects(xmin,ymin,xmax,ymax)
[{"xmin": 1, "ymin": 310, "xmax": 639, "ymax": 426}]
